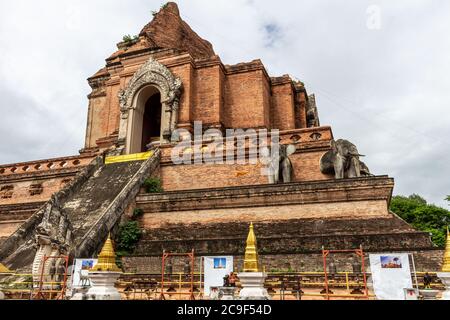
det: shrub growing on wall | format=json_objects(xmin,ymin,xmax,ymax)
[
  {"xmin": 143, "ymin": 178, "xmax": 163, "ymax": 193},
  {"xmin": 116, "ymin": 221, "xmax": 143, "ymax": 254}
]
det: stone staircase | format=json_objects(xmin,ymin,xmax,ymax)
[{"xmin": 0, "ymin": 150, "xmax": 161, "ymax": 271}]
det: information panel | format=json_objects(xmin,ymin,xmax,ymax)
[
  {"xmin": 369, "ymin": 253, "xmax": 412, "ymax": 300},
  {"xmin": 203, "ymin": 256, "xmax": 234, "ymax": 297}
]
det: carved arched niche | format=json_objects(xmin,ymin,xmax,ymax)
[{"xmin": 117, "ymin": 57, "xmax": 182, "ymax": 154}]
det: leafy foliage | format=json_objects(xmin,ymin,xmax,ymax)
[
  {"xmin": 122, "ymin": 34, "xmax": 139, "ymax": 43},
  {"xmin": 390, "ymin": 194, "xmax": 450, "ymax": 247},
  {"xmin": 143, "ymin": 178, "xmax": 163, "ymax": 193},
  {"xmin": 116, "ymin": 221, "xmax": 142, "ymax": 254},
  {"xmin": 132, "ymin": 208, "xmax": 144, "ymax": 220}
]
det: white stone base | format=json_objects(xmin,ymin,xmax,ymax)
[
  {"xmin": 419, "ymin": 289, "xmax": 440, "ymax": 300},
  {"xmin": 219, "ymin": 287, "xmax": 236, "ymax": 300},
  {"xmin": 237, "ymin": 272, "xmax": 270, "ymax": 300},
  {"xmin": 84, "ymin": 272, "xmax": 122, "ymax": 300},
  {"xmin": 0, "ymin": 290, "xmax": 5, "ymax": 300},
  {"xmin": 70, "ymin": 287, "xmax": 91, "ymax": 300},
  {"xmin": 437, "ymin": 272, "xmax": 450, "ymax": 300}
]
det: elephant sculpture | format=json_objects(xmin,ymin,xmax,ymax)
[
  {"xmin": 266, "ymin": 144, "xmax": 297, "ymax": 184},
  {"xmin": 320, "ymin": 139, "xmax": 371, "ymax": 179}
]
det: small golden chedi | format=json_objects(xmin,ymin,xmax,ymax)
[
  {"xmin": 90, "ymin": 234, "xmax": 121, "ymax": 272},
  {"xmin": 243, "ymin": 223, "xmax": 260, "ymax": 272}
]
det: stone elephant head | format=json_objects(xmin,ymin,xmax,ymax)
[{"xmin": 320, "ymin": 139, "xmax": 371, "ymax": 179}]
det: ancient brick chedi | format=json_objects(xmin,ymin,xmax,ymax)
[{"xmin": 0, "ymin": 3, "xmax": 439, "ymax": 272}]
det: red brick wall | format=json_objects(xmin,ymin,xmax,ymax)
[
  {"xmin": 161, "ymin": 162, "xmax": 268, "ymax": 191},
  {"xmin": 140, "ymin": 200, "xmax": 390, "ymax": 229},
  {"xmin": 193, "ymin": 65, "xmax": 222, "ymax": 126},
  {"xmin": 291, "ymin": 151, "xmax": 332, "ymax": 182},
  {"xmin": 224, "ymin": 70, "xmax": 268, "ymax": 129},
  {"xmin": 171, "ymin": 64, "xmax": 194, "ymax": 126},
  {"xmin": 271, "ymin": 83, "xmax": 296, "ymax": 130}
]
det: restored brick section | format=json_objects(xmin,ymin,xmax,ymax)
[
  {"xmin": 140, "ymin": 200, "xmax": 389, "ymax": 228},
  {"xmin": 152, "ymin": 127, "xmax": 334, "ymax": 192},
  {"xmin": 271, "ymin": 77, "xmax": 296, "ymax": 131},
  {"xmin": 161, "ymin": 163, "xmax": 267, "ymax": 192},
  {"xmin": 194, "ymin": 65, "xmax": 223, "ymax": 126},
  {"xmin": 224, "ymin": 68, "xmax": 269, "ymax": 129},
  {"xmin": 157, "ymin": 149, "xmax": 331, "ymax": 192},
  {"xmin": 171, "ymin": 63, "xmax": 194, "ymax": 126},
  {"xmin": 290, "ymin": 151, "xmax": 332, "ymax": 182}
]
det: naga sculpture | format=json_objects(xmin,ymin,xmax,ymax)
[
  {"xmin": 31, "ymin": 195, "xmax": 73, "ymax": 287},
  {"xmin": 320, "ymin": 139, "xmax": 371, "ymax": 179}
]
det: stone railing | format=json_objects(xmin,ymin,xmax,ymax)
[
  {"xmin": 0, "ymin": 155, "xmax": 96, "ymax": 177},
  {"xmin": 279, "ymin": 126, "xmax": 333, "ymax": 146}
]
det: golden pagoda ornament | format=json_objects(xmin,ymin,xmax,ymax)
[
  {"xmin": 243, "ymin": 223, "xmax": 259, "ymax": 272},
  {"xmin": 90, "ymin": 234, "xmax": 121, "ymax": 272},
  {"xmin": 0, "ymin": 263, "xmax": 12, "ymax": 273},
  {"xmin": 442, "ymin": 227, "xmax": 450, "ymax": 272}
]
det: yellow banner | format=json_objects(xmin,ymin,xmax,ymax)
[{"xmin": 105, "ymin": 151, "xmax": 154, "ymax": 165}]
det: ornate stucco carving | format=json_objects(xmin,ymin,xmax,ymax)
[{"xmin": 117, "ymin": 57, "xmax": 183, "ymax": 151}]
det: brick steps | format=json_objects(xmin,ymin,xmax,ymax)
[
  {"xmin": 138, "ymin": 217, "xmax": 415, "ymax": 241},
  {"xmin": 133, "ymin": 215, "xmax": 434, "ymax": 257}
]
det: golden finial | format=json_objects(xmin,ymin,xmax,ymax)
[
  {"xmin": 0, "ymin": 263, "xmax": 12, "ymax": 273},
  {"xmin": 243, "ymin": 223, "xmax": 260, "ymax": 272},
  {"xmin": 442, "ymin": 227, "xmax": 450, "ymax": 272},
  {"xmin": 90, "ymin": 233, "xmax": 121, "ymax": 272}
]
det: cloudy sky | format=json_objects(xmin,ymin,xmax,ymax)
[{"xmin": 0, "ymin": 0, "xmax": 449, "ymax": 207}]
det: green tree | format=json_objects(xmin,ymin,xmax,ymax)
[
  {"xmin": 390, "ymin": 195, "xmax": 450, "ymax": 247},
  {"xmin": 446, "ymin": 195, "xmax": 450, "ymax": 203}
]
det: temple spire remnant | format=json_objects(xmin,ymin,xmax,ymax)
[{"xmin": 243, "ymin": 223, "xmax": 259, "ymax": 272}]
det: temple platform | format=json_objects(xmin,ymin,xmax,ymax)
[{"xmin": 126, "ymin": 176, "xmax": 436, "ymax": 272}]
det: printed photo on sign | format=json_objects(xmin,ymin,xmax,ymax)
[
  {"xmin": 214, "ymin": 258, "xmax": 227, "ymax": 269},
  {"xmin": 380, "ymin": 256, "xmax": 402, "ymax": 269},
  {"xmin": 82, "ymin": 260, "xmax": 94, "ymax": 269}
]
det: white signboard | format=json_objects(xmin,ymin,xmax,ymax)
[
  {"xmin": 71, "ymin": 259, "xmax": 97, "ymax": 288},
  {"xmin": 369, "ymin": 253, "xmax": 412, "ymax": 300},
  {"xmin": 203, "ymin": 256, "xmax": 233, "ymax": 297}
]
